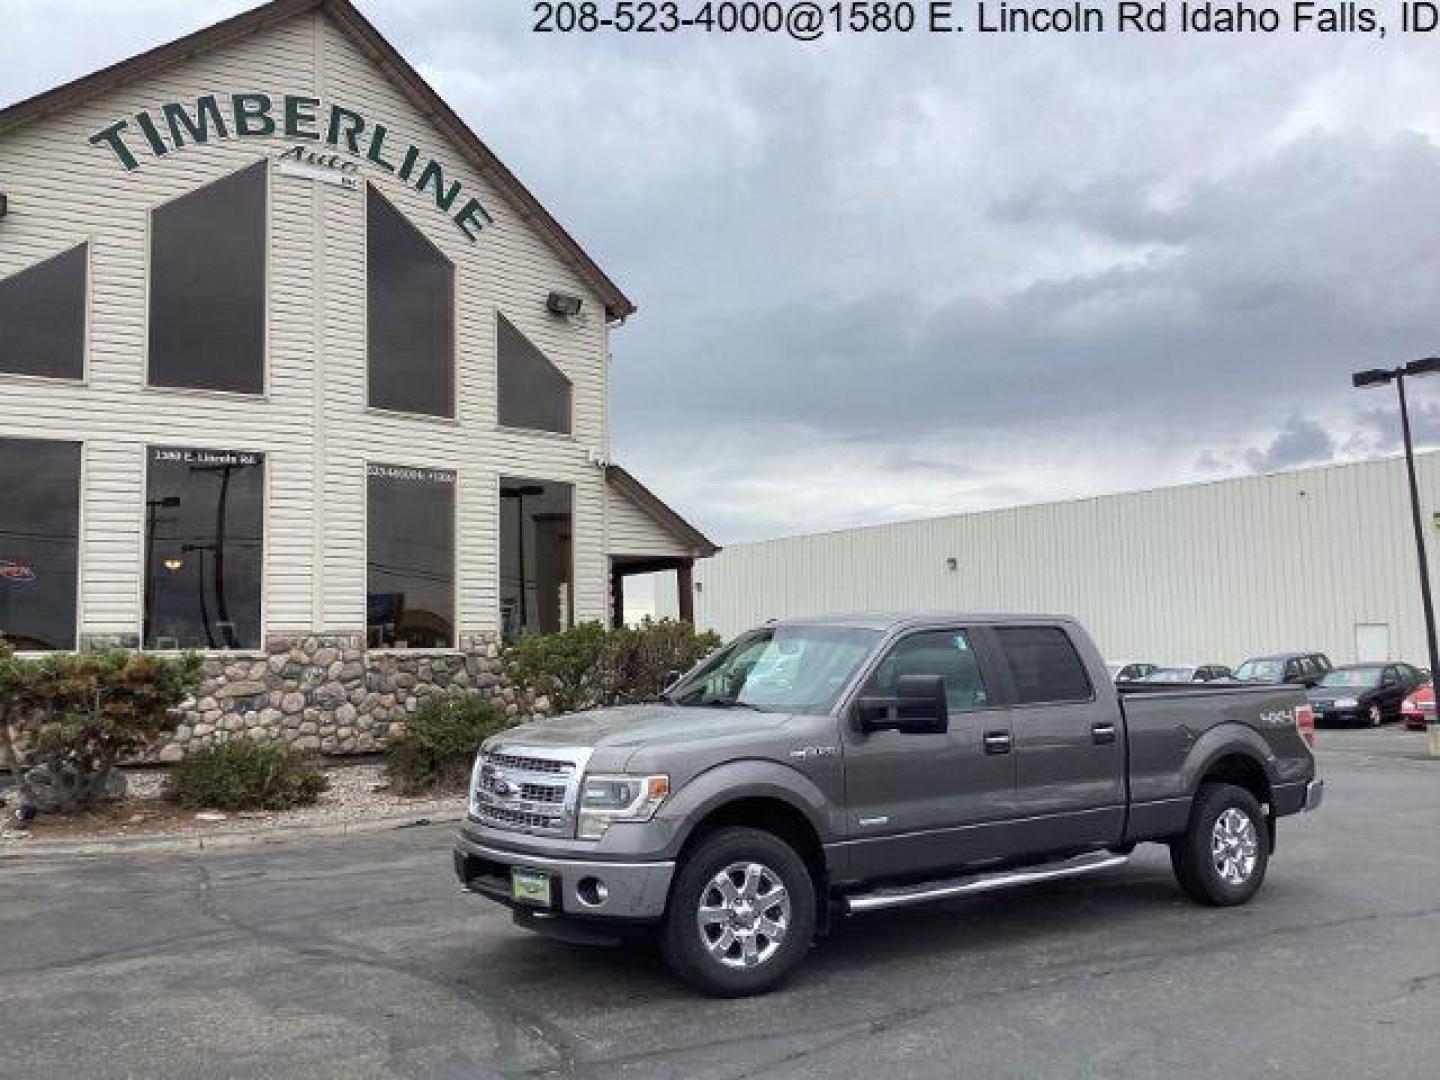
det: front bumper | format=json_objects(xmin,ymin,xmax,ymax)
[{"xmin": 453, "ymin": 829, "xmax": 674, "ymax": 921}]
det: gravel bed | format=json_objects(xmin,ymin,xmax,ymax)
[{"xmin": 3, "ymin": 760, "xmax": 466, "ymax": 843}]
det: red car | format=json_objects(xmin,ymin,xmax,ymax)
[{"xmin": 1400, "ymin": 683, "xmax": 1435, "ymax": 731}]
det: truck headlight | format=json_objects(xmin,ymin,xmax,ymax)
[
  {"xmin": 1334, "ymin": 697, "xmax": 1359, "ymax": 709},
  {"xmin": 577, "ymin": 774, "xmax": 670, "ymax": 840},
  {"xmin": 468, "ymin": 753, "xmax": 485, "ymax": 818}
]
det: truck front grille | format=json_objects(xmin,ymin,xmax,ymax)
[
  {"xmin": 486, "ymin": 752, "xmax": 574, "ymax": 776},
  {"xmin": 471, "ymin": 745, "xmax": 591, "ymax": 837},
  {"xmin": 476, "ymin": 803, "xmax": 564, "ymax": 833}
]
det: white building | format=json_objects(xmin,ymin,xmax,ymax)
[
  {"xmin": 675, "ymin": 453, "xmax": 1440, "ymax": 668},
  {"xmin": 0, "ymin": 0, "xmax": 714, "ymax": 749}
]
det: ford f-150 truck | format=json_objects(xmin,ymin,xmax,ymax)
[{"xmin": 454, "ymin": 614, "xmax": 1323, "ymax": 996}]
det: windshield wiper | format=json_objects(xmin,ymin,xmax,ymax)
[{"xmin": 708, "ymin": 699, "xmax": 768, "ymax": 712}]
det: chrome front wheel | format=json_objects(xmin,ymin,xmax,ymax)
[
  {"xmin": 697, "ymin": 861, "xmax": 792, "ymax": 969},
  {"xmin": 660, "ymin": 827, "xmax": 816, "ymax": 996}
]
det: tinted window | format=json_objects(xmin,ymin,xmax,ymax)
[
  {"xmin": 0, "ymin": 438, "xmax": 80, "ymax": 650},
  {"xmin": 0, "ymin": 244, "xmax": 86, "ymax": 379},
  {"xmin": 367, "ymin": 464, "xmax": 455, "ymax": 648},
  {"xmin": 500, "ymin": 478, "xmax": 572, "ymax": 639},
  {"xmin": 144, "ymin": 446, "xmax": 264, "ymax": 650},
  {"xmin": 865, "ymin": 629, "xmax": 989, "ymax": 710},
  {"xmin": 149, "ymin": 162, "xmax": 266, "ymax": 394},
  {"xmin": 367, "ymin": 187, "xmax": 454, "ymax": 417},
  {"xmin": 497, "ymin": 315, "xmax": 571, "ymax": 434},
  {"xmin": 995, "ymin": 625, "xmax": 1093, "ymax": 705}
]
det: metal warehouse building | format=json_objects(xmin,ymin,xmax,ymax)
[
  {"xmin": 673, "ymin": 453, "xmax": 1440, "ymax": 668},
  {"xmin": 0, "ymin": 0, "xmax": 715, "ymax": 751}
]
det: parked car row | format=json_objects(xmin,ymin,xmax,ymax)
[
  {"xmin": 1109, "ymin": 648, "xmax": 1435, "ymax": 728},
  {"xmin": 1106, "ymin": 661, "xmax": 1232, "ymax": 683}
]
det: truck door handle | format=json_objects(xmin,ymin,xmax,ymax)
[
  {"xmin": 983, "ymin": 731, "xmax": 1012, "ymax": 755},
  {"xmin": 1092, "ymin": 722, "xmax": 1117, "ymax": 745}
]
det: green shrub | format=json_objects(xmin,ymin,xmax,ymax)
[
  {"xmin": 0, "ymin": 644, "xmax": 202, "ymax": 813},
  {"xmin": 385, "ymin": 693, "xmax": 507, "ymax": 795},
  {"xmin": 168, "ymin": 739, "xmax": 328, "ymax": 812},
  {"xmin": 504, "ymin": 618, "xmax": 722, "ymax": 715}
]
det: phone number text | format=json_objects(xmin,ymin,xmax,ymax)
[{"xmin": 532, "ymin": 1, "xmax": 947, "ymax": 39}]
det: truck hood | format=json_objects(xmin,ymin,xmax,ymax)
[{"xmin": 489, "ymin": 704, "xmax": 793, "ymax": 756}]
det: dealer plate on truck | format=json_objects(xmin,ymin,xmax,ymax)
[{"xmin": 510, "ymin": 868, "xmax": 552, "ymax": 907}]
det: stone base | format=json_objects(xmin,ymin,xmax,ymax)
[{"xmin": 156, "ymin": 632, "xmax": 542, "ymax": 761}]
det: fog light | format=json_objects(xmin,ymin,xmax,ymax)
[{"xmin": 577, "ymin": 877, "xmax": 608, "ymax": 907}]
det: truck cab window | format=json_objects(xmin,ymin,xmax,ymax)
[
  {"xmin": 994, "ymin": 624, "xmax": 1093, "ymax": 705},
  {"xmin": 864, "ymin": 630, "xmax": 988, "ymax": 710}
]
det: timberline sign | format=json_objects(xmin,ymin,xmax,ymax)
[{"xmin": 89, "ymin": 93, "xmax": 495, "ymax": 241}]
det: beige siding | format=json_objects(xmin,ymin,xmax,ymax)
[
  {"xmin": 685, "ymin": 454, "xmax": 1440, "ymax": 668},
  {"xmin": 608, "ymin": 484, "xmax": 697, "ymax": 558},
  {"xmin": 0, "ymin": 10, "xmax": 616, "ymax": 642}
]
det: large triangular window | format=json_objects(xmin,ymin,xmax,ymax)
[
  {"xmin": 367, "ymin": 186, "xmax": 455, "ymax": 418},
  {"xmin": 498, "ymin": 314, "xmax": 572, "ymax": 435},
  {"xmin": 0, "ymin": 244, "xmax": 86, "ymax": 380},
  {"xmin": 148, "ymin": 160, "xmax": 267, "ymax": 394}
]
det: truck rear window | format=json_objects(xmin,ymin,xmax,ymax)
[{"xmin": 994, "ymin": 625, "xmax": 1093, "ymax": 705}]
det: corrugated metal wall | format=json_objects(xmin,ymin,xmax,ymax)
[{"xmin": 680, "ymin": 453, "xmax": 1440, "ymax": 667}]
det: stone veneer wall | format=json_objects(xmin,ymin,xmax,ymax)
[{"xmin": 78, "ymin": 632, "xmax": 546, "ymax": 761}]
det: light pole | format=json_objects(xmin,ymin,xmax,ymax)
[{"xmin": 1352, "ymin": 357, "xmax": 1440, "ymax": 756}]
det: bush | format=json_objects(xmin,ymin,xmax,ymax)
[
  {"xmin": 168, "ymin": 739, "xmax": 328, "ymax": 812},
  {"xmin": 0, "ymin": 644, "xmax": 202, "ymax": 814},
  {"xmin": 385, "ymin": 693, "xmax": 508, "ymax": 795},
  {"xmin": 504, "ymin": 618, "xmax": 722, "ymax": 715}
]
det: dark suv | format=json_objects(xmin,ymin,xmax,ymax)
[{"xmin": 1231, "ymin": 652, "xmax": 1332, "ymax": 688}]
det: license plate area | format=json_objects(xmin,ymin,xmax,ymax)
[{"xmin": 510, "ymin": 867, "xmax": 553, "ymax": 908}]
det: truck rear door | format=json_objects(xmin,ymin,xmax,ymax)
[{"xmin": 988, "ymin": 623, "xmax": 1126, "ymax": 853}]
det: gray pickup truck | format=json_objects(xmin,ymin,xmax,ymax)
[{"xmin": 454, "ymin": 614, "xmax": 1322, "ymax": 996}]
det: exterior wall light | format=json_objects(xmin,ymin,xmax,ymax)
[
  {"xmin": 546, "ymin": 291, "xmax": 583, "ymax": 317},
  {"xmin": 0, "ymin": 193, "xmax": 8, "ymax": 218},
  {"xmin": 946, "ymin": 557, "xmax": 958, "ymax": 571}
]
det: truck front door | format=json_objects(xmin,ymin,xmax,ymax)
[
  {"xmin": 840, "ymin": 627, "xmax": 1018, "ymax": 880},
  {"xmin": 990, "ymin": 623, "xmax": 1126, "ymax": 854}
]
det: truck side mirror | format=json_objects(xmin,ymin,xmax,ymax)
[{"xmin": 854, "ymin": 674, "xmax": 949, "ymax": 735}]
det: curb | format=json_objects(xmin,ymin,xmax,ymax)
[{"xmin": 0, "ymin": 808, "xmax": 465, "ymax": 859}]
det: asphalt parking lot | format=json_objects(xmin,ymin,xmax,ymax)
[{"xmin": 2, "ymin": 727, "xmax": 1437, "ymax": 1080}]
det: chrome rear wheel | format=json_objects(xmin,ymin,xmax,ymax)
[{"xmin": 1210, "ymin": 807, "xmax": 1259, "ymax": 886}]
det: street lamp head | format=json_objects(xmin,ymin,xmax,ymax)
[
  {"xmin": 1403, "ymin": 357, "xmax": 1440, "ymax": 379},
  {"xmin": 1352, "ymin": 368, "xmax": 1395, "ymax": 389}
]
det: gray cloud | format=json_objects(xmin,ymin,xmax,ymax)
[
  {"xmin": 7, "ymin": 3, "xmax": 1440, "ymax": 542},
  {"xmin": 1244, "ymin": 416, "xmax": 1336, "ymax": 474}
]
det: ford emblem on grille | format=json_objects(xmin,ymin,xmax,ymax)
[{"xmin": 493, "ymin": 778, "xmax": 516, "ymax": 797}]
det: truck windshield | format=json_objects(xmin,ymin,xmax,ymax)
[{"xmin": 668, "ymin": 625, "xmax": 882, "ymax": 714}]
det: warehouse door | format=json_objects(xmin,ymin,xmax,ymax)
[{"xmin": 1355, "ymin": 623, "xmax": 1391, "ymax": 663}]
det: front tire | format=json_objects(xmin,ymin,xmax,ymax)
[
  {"xmin": 1170, "ymin": 783, "xmax": 1269, "ymax": 906},
  {"xmin": 659, "ymin": 827, "xmax": 816, "ymax": 997}
]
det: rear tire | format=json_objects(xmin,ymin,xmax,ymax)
[
  {"xmin": 659, "ymin": 827, "xmax": 816, "ymax": 997},
  {"xmin": 1170, "ymin": 783, "xmax": 1269, "ymax": 907}
]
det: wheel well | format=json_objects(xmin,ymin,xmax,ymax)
[
  {"xmin": 1199, "ymin": 753, "xmax": 1272, "ymax": 808},
  {"xmin": 678, "ymin": 797, "xmax": 827, "ymax": 886}
]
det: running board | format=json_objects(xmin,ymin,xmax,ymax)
[{"xmin": 844, "ymin": 851, "xmax": 1130, "ymax": 914}]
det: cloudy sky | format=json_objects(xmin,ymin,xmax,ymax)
[{"xmin": 6, "ymin": 0, "xmax": 1440, "ymax": 545}]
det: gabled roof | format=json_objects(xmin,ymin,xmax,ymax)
[
  {"xmin": 0, "ymin": 0, "xmax": 636, "ymax": 321},
  {"xmin": 607, "ymin": 465, "xmax": 720, "ymax": 558}
]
